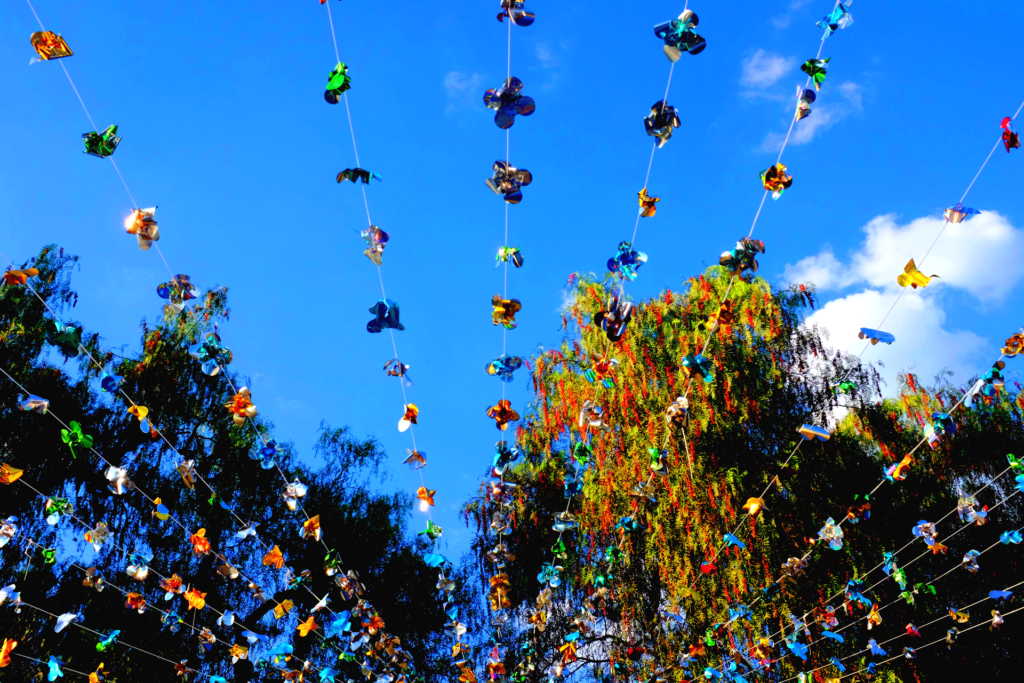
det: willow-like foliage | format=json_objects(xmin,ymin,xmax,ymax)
[{"xmin": 464, "ymin": 266, "xmax": 1024, "ymax": 683}]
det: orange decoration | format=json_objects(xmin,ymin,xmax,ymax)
[
  {"xmin": 273, "ymin": 599, "xmax": 294, "ymax": 619},
  {"xmin": 296, "ymin": 616, "xmax": 319, "ymax": 637},
  {"xmin": 183, "ymin": 587, "xmax": 207, "ymax": 611},
  {"xmin": 263, "ymin": 545, "xmax": 285, "ymax": 569},
  {"xmin": 416, "ymin": 487, "xmax": 436, "ymax": 507},
  {"xmin": 124, "ymin": 592, "xmax": 147, "ymax": 612},
  {"xmin": 0, "ymin": 463, "xmax": 23, "ymax": 485},
  {"xmin": 190, "ymin": 528, "xmax": 211, "ymax": 556},
  {"xmin": 302, "ymin": 515, "xmax": 322, "ymax": 541},
  {"xmin": 486, "ymin": 399, "xmax": 520, "ymax": 430},
  {"xmin": 2, "ymin": 268, "xmax": 38, "ymax": 286},
  {"xmin": 0, "ymin": 638, "xmax": 16, "ymax": 668}
]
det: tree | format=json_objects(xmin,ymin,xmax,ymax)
[
  {"xmin": 462, "ymin": 267, "xmax": 1024, "ymax": 683},
  {"xmin": 0, "ymin": 245, "xmax": 474, "ymax": 683}
]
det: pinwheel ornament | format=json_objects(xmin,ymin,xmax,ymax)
[
  {"xmin": 0, "ymin": 463, "xmax": 23, "ymax": 486},
  {"xmin": 486, "ymin": 399, "xmax": 519, "ymax": 430},
  {"xmin": 483, "ymin": 77, "xmax": 535, "ymax": 129},
  {"xmin": 579, "ymin": 399, "xmax": 612, "ymax": 431},
  {"xmin": 638, "ymin": 188, "xmax": 660, "ymax": 217},
  {"xmin": 885, "ymin": 453, "xmax": 914, "ymax": 482},
  {"xmin": 760, "ymin": 163, "xmax": 792, "ymax": 199},
  {"xmin": 859, "ymin": 327, "xmax": 895, "ymax": 345},
  {"xmin": 962, "ymin": 549, "xmax": 981, "ymax": 573},
  {"xmin": 817, "ymin": 2, "xmax": 853, "ymax": 36},
  {"xmin": 801, "ymin": 58, "xmax": 830, "ymax": 91},
  {"xmin": 584, "ymin": 354, "xmax": 618, "ymax": 388},
  {"xmin": 495, "ymin": 245, "xmax": 524, "ymax": 268},
  {"xmin": 798, "ymin": 424, "xmax": 830, "ymax": 441},
  {"xmin": 912, "ymin": 519, "xmax": 938, "ymax": 546},
  {"xmin": 498, "ymin": 0, "xmax": 535, "ymax": 26},
  {"xmin": 653, "ymin": 9, "xmax": 706, "ymax": 61},
  {"xmin": 42, "ymin": 320, "xmax": 82, "ymax": 357},
  {"xmin": 966, "ymin": 360, "xmax": 1007, "ymax": 408},
  {"xmin": 83, "ymin": 125, "xmax": 121, "ymax": 158},
  {"xmin": 607, "ymin": 240, "xmax": 647, "ymax": 280},
  {"xmin": 0, "ymin": 639, "xmax": 16, "ymax": 668},
  {"xmin": 402, "ymin": 449, "xmax": 426, "ymax": 469},
  {"xmin": 486, "ymin": 161, "xmax": 532, "ymax": 204},
  {"xmin": 1002, "ymin": 330, "xmax": 1024, "ymax": 356},
  {"xmin": 188, "ymin": 331, "xmax": 232, "ymax": 376},
  {"xmin": 924, "ymin": 412, "xmax": 957, "ymax": 448},
  {"xmin": 681, "ymin": 353, "xmax": 714, "ymax": 384},
  {"xmin": 486, "ymin": 354, "xmax": 524, "ymax": 382},
  {"xmin": 3, "ymin": 267, "xmax": 39, "ymax": 286},
  {"xmin": 301, "ymin": 515, "xmax": 322, "ymax": 541},
  {"xmin": 367, "ymin": 299, "xmax": 404, "ymax": 333},
  {"xmin": 47, "ymin": 655, "xmax": 64, "ymax": 681},
  {"xmin": 795, "ymin": 86, "xmax": 816, "ymax": 120},
  {"xmin": 225, "ymin": 387, "xmax": 257, "ymax": 426},
  {"xmin": 383, "ymin": 358, "xmax": 413, "ymax": 387},
  {"xmin": 743, "ymin": 497, "xmax": 766, "ymax": 516},
  {"xmin": 279, "ymin": 480, "xmax": 308, "ymax": 513},
  {"xmin": 324, "ymin": 62, "xmax": 351, "ymax": 104},
  {"xmin": 702, "ymin": 301, "xmax": 735, "ymax": 334},
  {"xmin": 360, "ymin": 225, "xmax": 389, "ymax": 265},
  {"xmin": 644, "ymin": 100, "xmax": 680, "ymax": 147},
  {"xmin": 336, "ymin": 168, "xmax": 380, "ymax": 184},
  {"xmin": 157, "ymin": 274, "xmax": 199, "ymax": 313},
  {"xmin": 897, "ymin": 258, "xmax": 938, "ymax": 289},
  {"xmin": 30, "ymin": 30, "xmax": 73, "ymax": 60},
  {"xmin": 594, "ymin": 294, "xmax": 634, "ymax": 342},
  {"xmin": 18, "ymin": 394, "xmax": 48, "ymax": 414},
  {"xmin": 944, "ymin": 202, "xmax": 979, "ymax": 223},
  {"xmin": 1002, "ymin": 117, "xmax": 1020, "ymax": 152},
  {"xmin": 817, "ymin": 517, "xmax": 844, "ymax": 550},
  {"xmin": 399, "ymin": 404, "xmax": 418, "ymax": 432},
  {"xmin": 60, "ymin": 421, "xmax": 94, "ymax": 459},
  {"xmin": 491, "ymin": 295, "xmax": 522, "ymax": 329},
  {"xmin": 720, "ymin": 237, "xmax": 765, "ymax": 275},
  {"xmin": 124, "ymin": 207, "xmax": 159, "ymax": 250},
  {"xmin": 665, "ymin": 396, "xmax": 690, "ymax": 430}
]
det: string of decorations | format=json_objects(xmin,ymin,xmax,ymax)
[
  {"xmin": 519, "ymin": 3, "xmax": 846, "ymax": 679},
  {"xmin": 685, "ymin": 461, "xmax": 1024, "ymax": 681},
  {"xmin": 476, "ymin": 3, "xmax": 537, "ymax": 683},
  {"xmin": 647, "ymin": 3, "xmax": 1023, "ymax": 658},
  {"xmin": 0, "ymin": 261, "xmax": 406, "ymax": 680},
  {"xmin": 0, "ymin": 370, "xmax": 385, "ymax": 681},
  {"xmin": 666, "ymin": 50, "xmax": 1024, "ymax": 665},
  {"xmin": 14, "ymin": 0, "xmax": 417, "ymax": 678},
  {"xmin": 510, "ymin": 2, "xmax": 712, "ymax": 679},
  {"xmin": 316, "ymin": 2, "xmax": 460, "ymax": 674}
]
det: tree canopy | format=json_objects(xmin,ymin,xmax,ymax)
[
  {"xmin": 463, "ymin": 266, "xmax": 1024, "ymax": 683},
  {"xmin": 0, "ymin": 246, "xmax": 474, "ymax": 683}
]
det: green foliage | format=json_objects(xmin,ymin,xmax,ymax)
[
  {"xmin": 0, "ymin": 245, "xmax": 473, "ymax": 683},
  {"xmin": 464, "ymin": 267, "xmax": 1024, "ymax": 682}
]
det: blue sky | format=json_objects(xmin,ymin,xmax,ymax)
[{"xmin": 2, "ymin": 0, "xmax": 1022, "ymax": 557}]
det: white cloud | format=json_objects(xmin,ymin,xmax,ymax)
[
  {"xmin": 771, "ymin": 1, "xmax": 813, "ymax": 31},
  {"xmin": 849, "ymin": 212, "xmax": 1024, "ymax": 302},
  {"xmin": 740, "ymin": 50, "xmax": 796, "ymax": 90},
  {"xmin": 785, "ymin": 211, "xmax": 1024, "ymax": 300},
  {"xmin": 443, "ymin": 71, "xmax": 485, "ymax": 112},
  {"xmin": 760, "ymin": 82, "xmax": 863, "ymax": 152},
  {"xmin": 784, "ymin": 209, "xmax": 1024, "ymax": 393},
  {"xmin": 536, "ymin": 42, "xmax": 559, "ymax": 69},
  {"xmin": 558, "ymin": 287, "xmax": 577, "ymax": 313},
  {"xmin": 806, "ymin": 288, "xmax": 988, "ymax": 391},
  {"xmin": 782, "ymin": 247, "xmax": 857, "ymax": 291}
]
